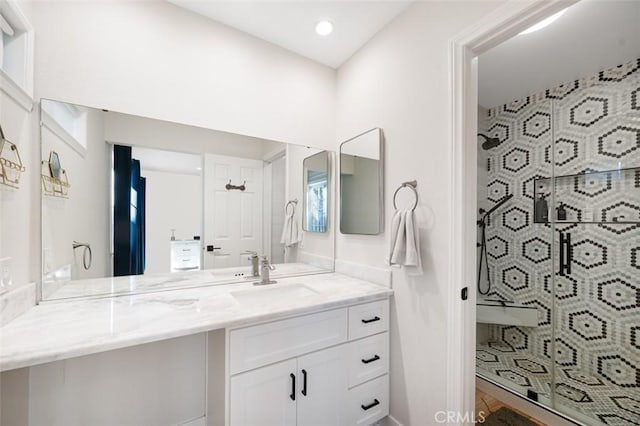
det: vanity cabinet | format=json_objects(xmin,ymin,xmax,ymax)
[
  {"xmin": 230, "ymin": 358, "xmax": 298, "ymax": 426},
  {"xmin": 170, "ymin": 240, "xmax": 201, "ymax": 272},
  {"xmin": 230, "ymin": 345, "xmax": 348, "ymax": 426},
  {"xmin": 227, "ymin": 299, "xmax": 390, "ymax": 426}
]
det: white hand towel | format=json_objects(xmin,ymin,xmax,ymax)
[
  {"xmin": 389, "ymin": 209, "xmax": 422, "ymax": 276},
  {"xmin": 281, "ymin": 209, "xmax": 302, "ymax": 247}
]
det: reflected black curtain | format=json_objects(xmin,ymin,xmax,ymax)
[{"xmin": 113, "ymin": 145, "xmax": 146, "ymax": 276}]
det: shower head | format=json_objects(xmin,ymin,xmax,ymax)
[{"xmin": 478, "ymin": 133, "xmax": 501, "ymax": 150}]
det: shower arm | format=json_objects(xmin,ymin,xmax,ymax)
[{"xmin": 478, "ymin": 194, "xmax": 514, "ymax": 225}]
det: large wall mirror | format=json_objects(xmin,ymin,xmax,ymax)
[
  {"xmin": 40, "ymin": 99, "xmax": 335, "ymax": 301},
  {"xmin": 340, "ymin": 128, "xmax": 384, "ymax": 235}
]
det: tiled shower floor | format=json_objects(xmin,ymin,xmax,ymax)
[{"xmin": 477, "ymin": 342, "xmax": 640, "ymax": 425}]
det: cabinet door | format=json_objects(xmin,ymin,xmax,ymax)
[
  {"xmin": 230, "ymin": 358, "xmax": 297, "ymax": 426},
  {"xmin": 297, "ymin": 345, "xmax": 348, "ymax": 426}
]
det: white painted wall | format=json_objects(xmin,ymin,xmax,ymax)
[
  {"xmin": 142, "ymin": 169, "xmax": 202, "ymax": 275},
  {"xmin": 340, "ymin": 154, "xmax": 380, "ymax": 234},
  {"xmin": 0, "ymin": 0, "xmax": 36, "ymax": 291},
  {"xmin": 31, "ymin": 0, "xmax": 335, "ymax": 150},
  {"xmin": 335, "ymin": 2, "xmax": 503, "ymax": 424},
  {"xmin": 0, "ymin": 89, "xmax": 37, "ymax": 290},
  {"xmin": 41, "ymin": 107, "xmax": 110, "ymax": 281},
  {"xmin": 269, "ymin": 155, "xmax": 286, "ymax": 263},
  {"xmin": 26, "ymin": 334, "xmax": 206, "ymax": 426},
  {"xmin": 104, "ymin": 112, "xmax": 281, "ymax": 160}
]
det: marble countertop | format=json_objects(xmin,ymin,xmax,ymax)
[
  {"xmin": 0, "ymin": 273, "xmax": 392, "ymax": 372},
  {"xmin": 43, "ymin": 262, "xmax": 328, "ymax": 301}
]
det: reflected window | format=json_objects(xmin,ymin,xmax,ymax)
[
  {"xmin": 303, "ymin": 150, "xmax": 330, "ymax": 233},
  {"xmin": 306, "ymin": 173, "xmax": 327, "ymax": 232}
]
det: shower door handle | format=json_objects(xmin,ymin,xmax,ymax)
[
  {"xmin": 565, "ymin": 232, "xmax": 572, "ymax": 275},
  {"xmin": 559, "ymin": 232, "xmax": 572, "ymax": 276}
]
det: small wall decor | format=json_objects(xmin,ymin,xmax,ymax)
[
  {"xmin": 41, "ymin": 150, "xmax": 70, "ymax": 198},
  {"xmin": 0, "ymin": 124, "xmax": 26, "ymax": 189},
  {"xmin": 225, "ymin": 180, "xmax": 246, "ymax": 191}
]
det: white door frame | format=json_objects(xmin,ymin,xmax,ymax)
[{"xmin": 446, "ymin": 0, "xmax": 579, "ymax": 420}]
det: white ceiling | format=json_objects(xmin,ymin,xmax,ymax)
[
  {"xmin": 167, "ymin": 0, "xmax": 413, "ymax": 68},
  {"xmin": 132, "ymin": 146, "xmax": 202, "ymax": 176},
  {"xmin": 478, "ymin": 0, "xmax": 640, "ymax": 108}
]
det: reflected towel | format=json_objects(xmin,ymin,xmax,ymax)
[
  {"xmin": 281, "ymin": 209, "xmax": 302, "ymax": 247},
  {"xmin": 389, "ymin": 209, "xmax": 422, "ymax": 275}
]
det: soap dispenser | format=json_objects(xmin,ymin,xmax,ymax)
[
  {"xmin": 535, "ymin": 194, "xmax": 548, "ymax": 223},
  {"xmin": 557, "ymin": 202, "xmax": 567, "ymax": 221}
]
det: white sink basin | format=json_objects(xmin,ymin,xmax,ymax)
[{"xmin": 231, "ymin": 283, "xmax": 319, "ymax": 305}]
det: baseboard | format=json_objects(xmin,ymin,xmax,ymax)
[
  {"xmin": 377, "ymin": 415, "xmax": 403, "ymax": 426},
  {"xmin": 335, "ymin": 259, "xmax": 392, "ymax": 288},
  {"xmin": 177, "ymin": 416, "xmax": 205, "ymax": 426}
]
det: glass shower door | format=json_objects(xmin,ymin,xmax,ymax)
[
  {"xmin": 550, "ymin": 71, "xmax": 640, "ymax": 424},
  {"xmin": 476, "ymin": 98, "xmax": 557, "ymax": 406}
]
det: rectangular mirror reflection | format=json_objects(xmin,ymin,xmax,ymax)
[
  {"xmin": 303, "ymin": 151, "xmax": 329, "ymax": 233},
  {"xmin": 340, "ymin": 128, "xmax": 384, "ymax": 235},
  {"xmin": 40, "ymin": 99, "xmax": 335, "ymax": 301}
]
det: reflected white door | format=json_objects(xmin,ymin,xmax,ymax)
[{"xmin": 203, "ymin": 154, "xmax": 263, "ymax": 269}]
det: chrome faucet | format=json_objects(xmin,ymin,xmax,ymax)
[{"xmin": 254, "ymin": 256, "xmax": 276, "ymax": 285}]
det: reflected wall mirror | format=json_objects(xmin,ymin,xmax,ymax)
[
  {"xmin": 40, "ymin": 99, "xmax": 335, "ymax": 301},
  {"xmin": 340, "ymin": 128, "xmax": 384, "ymax": 235},
  {"xmin": 303, "ymin": 151, "xmax": 329, "ymax": 233}
]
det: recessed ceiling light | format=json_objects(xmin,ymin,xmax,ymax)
[
  {"xmin": 196, "ymin": 167, "xmax": 202, "ymax": 171},
  {"xmin": 315, "ymin": 21, "xmax": 333, "ymax": 36},
  {"xmin": 519, "ymin": 9, "xmax": 567, "ymax": 35}
]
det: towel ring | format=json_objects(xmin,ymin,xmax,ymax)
[
  {"xmin": 393, "ymin": 180, "xmax": 418, "ymax": 211},
  {"xmin": 285, "ymin": 199, "xmax": 298, "ymax": 215},
  {"xmin": 73, "ymin": 241, "xmax": 92, "ymax": 270}
]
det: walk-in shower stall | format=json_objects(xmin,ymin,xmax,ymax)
[{"xmin": 476, "ymin": 58, "xmax": 640, "ymax": 425}]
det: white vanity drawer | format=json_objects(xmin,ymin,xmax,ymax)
[
  {"xmin": 171, "ymin": 241, "xmax": 200, "ymax": 255},
  {"xmin": 348, "ymin": 300, "xmax": 389, "ymax": 340},
  {"xmin": 229, "ymin": 308, "xmax": 348, "ymax": 375},
  {"xmin": 173, "ymin": 255, "xmax": 199, "ymax": 265},
  {"xmin": 348, "ymin": 332, "xmax": 389, "ymax": 388},
  {"xmin": 347, "ymin": 374, "xmax": 389, "ymax": 425}
]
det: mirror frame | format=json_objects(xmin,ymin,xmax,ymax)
[
  {"xmin": 339, "ymin": 128, "xmax": 384, "ymax": 236},
  {"xmin": 302, "ymin": 150, "xmax": 330, "ymax": 233}
]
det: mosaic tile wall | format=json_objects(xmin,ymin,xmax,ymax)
[{"xmin": 483, "ymin": 58, "xmax": 640, "ymax": 391}]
